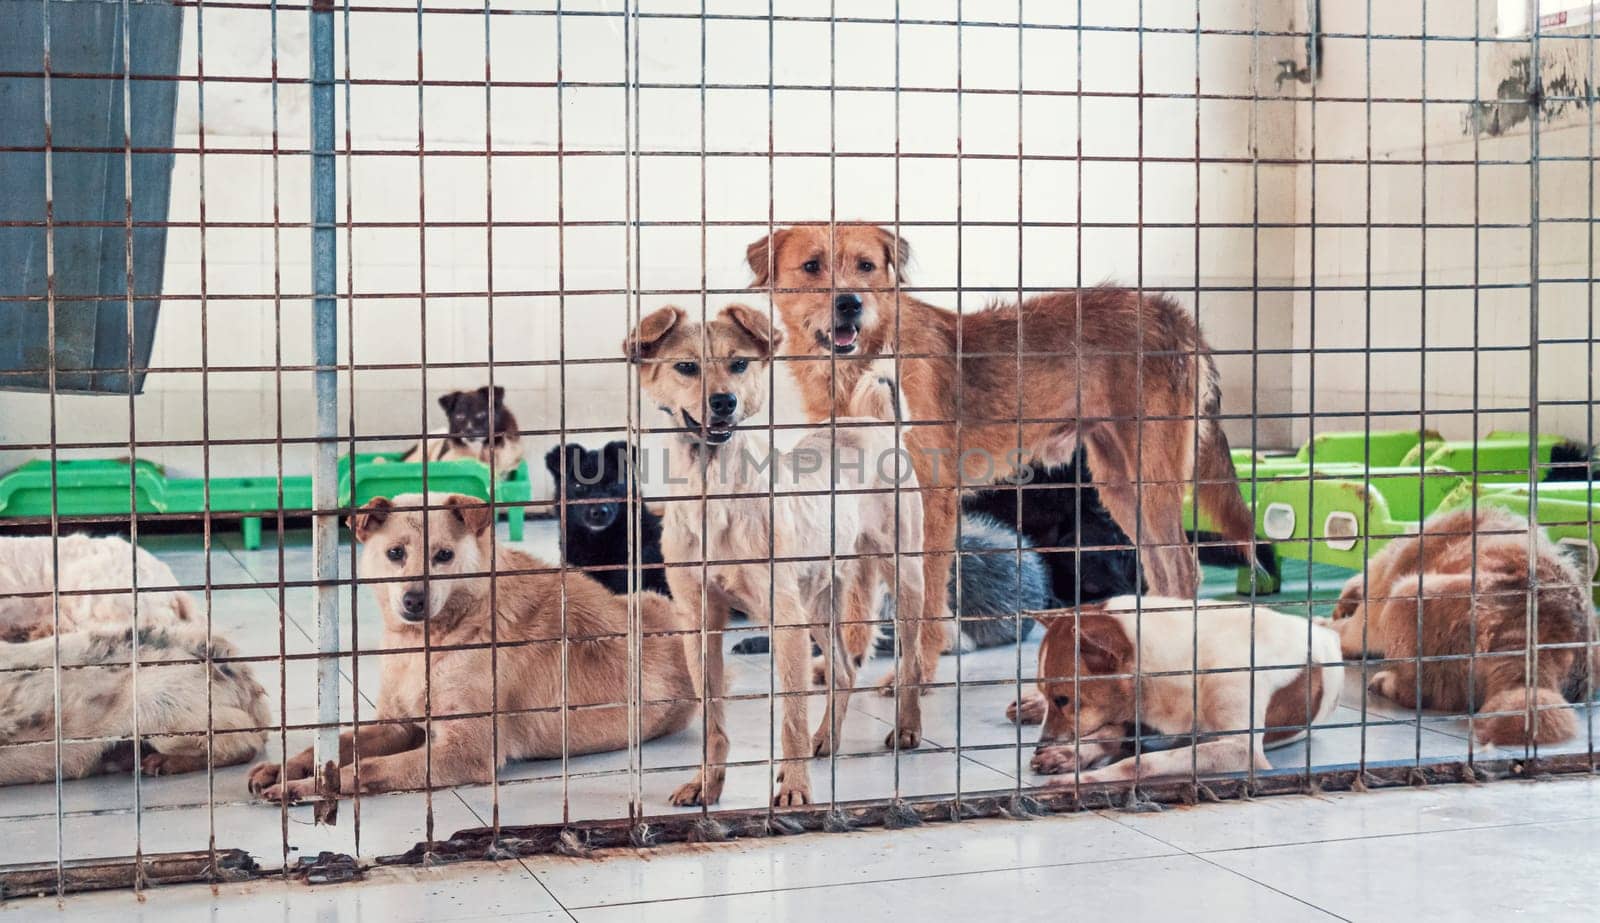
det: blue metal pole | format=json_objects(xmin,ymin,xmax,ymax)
[{"xmin": 310, "ymin": 0, "xmax": 340, "ymax": 797}]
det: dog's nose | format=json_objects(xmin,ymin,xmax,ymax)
[
  {"xmin": 401, "ymin": 590, "xmax": 428, "ymax": 617},
  {"xmin": 834, "ymin": 293, "xmax": 863, "ymax": 319},
  {"xmin": 708, "ymin": 392, "xmax": 738, "ymax": 418}
]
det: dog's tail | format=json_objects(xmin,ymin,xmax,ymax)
[
  {"xmin": 1193, "ymin": 359, "xmax": 1275, "ymax": 585},
  {"xmin": 1545, "ymin": 439, "xmax": 1598, "ymax": 482},
  {"xmin": 1476, "ymin": 686, "xmax": 1578, "ymax": 748}
]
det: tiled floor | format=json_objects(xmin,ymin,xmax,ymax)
[
  {"xmin": 15, "ymin": 779, "xmax": 1600, "ymax": 921},
  {"xmin": 2, "ymin": 520, "xmax": 1595, "ymax": 871}
]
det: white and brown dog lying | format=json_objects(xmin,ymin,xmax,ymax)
[
  {"xmin": 1028, "ymin": 597, "xmax": 1343, "ymax": 784},
  {"xmin": 628, "ymin": 303, "xmax": 927, "ymax": 808},
  {"xmin": 0, "ymin": 534, "xmax": 195, "ymax": 643},
  {"xmin": 1330, "ymin": 506, "xmax": 1599, "ymax": 747},
  {"xmin": 0, "ymin": 623, "xmax": 269, "ymax": 785},
  {"xmin": 249, "ymin": 492, "xmax": 699, "ymax": 800}
]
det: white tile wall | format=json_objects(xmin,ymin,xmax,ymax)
[
  {"xmin": 15, "ymin": 2, "xmax": 1592, "ymax": 491},
  {"xmin": 1287, "ymin": 2, "xmax": 1600, "ymax": 445}
]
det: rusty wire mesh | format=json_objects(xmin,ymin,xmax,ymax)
[{"xmin": 0, "ymin": 0, "xmax": 1596, "ymax": 900}]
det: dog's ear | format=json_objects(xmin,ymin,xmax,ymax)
[
  {"xmin": 745, "ymin": 229, "xmax": 789, "ymax": 288},
  {"xmin": 720, "ymin": 303, "xmax": 783, "ymax": 358},
  {"xmin": 348, "ymin": 497, "xmax": 393, "ymax": 543},
  {"xmin": 488, "ymin": 384, "xmax": 506, "ymax": 407},
  {"xmin": 874, "ymin": 226, "xmax": 911, "ymax": 283},
  {"xmin": 624, "ymin": 306, "xmax": 686, "ymax": 363},
  {"xmin": 444, "ymin": 494, "xmax": 494, "ymax": 537},
  {"xmin": 1073, "ymin": 612, "xmax": 1129, "ymax": 676},
  {"xmin": 602, "ymin": 440, "xmax": 632, "ymax": 480},
  {"xmin": 544, "ymin": 444, "xmax": 567, "ymax": 478},
  {"xmin": 546, "ymin": 443, "xmax": 586, "ymax": 480},
  {"xmin": 1330, "ymin": 574, "xmax": 1365, "ymax": 621},
  {"xmin": 438, "ymin": 391, "xmax": 461, "ymax": 415}
]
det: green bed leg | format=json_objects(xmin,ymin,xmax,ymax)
[
  {"xmin": 242, "ymin": 516, "xmax": 262, "ymax": 551},
  {"xmin": 507, "ymin": 506, "xmax": 525, "ymax": 542}
]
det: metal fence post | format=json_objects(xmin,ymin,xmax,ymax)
[{"xmin": 310, "ymin": 0, "xmax": 341, "ymax": 802}]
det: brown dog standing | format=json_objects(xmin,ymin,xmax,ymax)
[{"xmin": 748, "ymin": 224, "xmax": 1262, "ymax": 700}]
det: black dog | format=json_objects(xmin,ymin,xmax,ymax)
[
  {"xmin": 545, "ymin": 441, "xmax": 669, "ymax": 596},
  {"xmin": 962, "ymin": 450, "xmax": 1143, "ymax": 606},
  {"xmin": 965, "ymin": 449, "xmax": 1278, "ymax": 601}
]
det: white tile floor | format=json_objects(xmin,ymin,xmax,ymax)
[
  {"xmin": 2, "ymin": 519, "xmax": 1595, "ymax": 872},
  {"xmin": 17, "ymin": 779, "xmax": 1600, "ymax": 921}
]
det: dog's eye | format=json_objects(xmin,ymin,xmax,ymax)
[
  {"xmin": 729, "ymin": 359, "xmax": 749, "ymax": 374},
  {"xmin": 1052, "ymin": 695, "xmax": 1072, "ymax": 710},
  {"xmin": 673, "ymin": 361, "xmax": 700, "ymax": 376},
  {"xmin": 801, "ymin": 259, "xmax": 821, "ymax": 274},
  {"xmin": 857, "ymin": 260, "xmax": 876, "ymax": 273},
  {"xmin": 386, "ymin": 546, "xmax": 405, "ymax": 562},
  {"xmin": 432, "ymin": 548, "xmax": 455, "ymax": 565}
]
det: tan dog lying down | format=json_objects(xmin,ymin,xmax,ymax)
[
  {"xmin": 249, "ymin": 493, "xmax": 698, "ymax": 800},
  {"xmin": 0, "ymin": 623, "xmax": 269, "ymax": 784},
  {"xmin": 0, "ymin": 534, "xmax": 195, "ymax": 642},
  {"xmin": 628, "ymin": 303, "xmax": 927, "ymax": 808},
  {"xmin": 1330, "ymin": 506, "xmax": 1599, "ymax": 747},
  {"xmin": 1030, "ymin": 597, "xmax": 1343, "ymax": 784}
]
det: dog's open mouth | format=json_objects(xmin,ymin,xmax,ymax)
[
  {"xmin": 681, "ymin": 409, "xmax": 735, "ymax": 446},
  {"xmin": 816, "ymin": 323, "xmax": 859, "ymax": 354}
]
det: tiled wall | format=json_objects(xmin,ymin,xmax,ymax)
[
  {"xmin": 16, "ymin": 1, "xmax": 1592, "ymax": 497},
  {"xmin": 1287, "ymin": 1, "xmax": 1599, "ymax": 446}
]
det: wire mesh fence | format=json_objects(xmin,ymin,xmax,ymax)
[{"xmin": 0, "ymin": 0, "xmax": 1597, "ymax": 900}]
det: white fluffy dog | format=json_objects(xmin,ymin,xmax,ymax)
[
  {"xmin": 0, "ymin": 622, "xmax": 270, "ymax": 784},
  {"xmin": 0, "ymin": 535, "xmax": 195, "ymax": 642}
]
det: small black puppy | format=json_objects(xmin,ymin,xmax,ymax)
[
  {"xmin": 402, "ymin": 385, "xmax": 525, "ymax": 475},
  {"xmin": 545, "ymin": 441, "xmax": 669, "ymax": 596}
]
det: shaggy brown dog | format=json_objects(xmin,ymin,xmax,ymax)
[
  {"xmin": 748, "ymin": 224, "xmax": 1262, "ymax": 699},
  {"xmin": 1330, "ymin": 506, "xmax": 1599, "ymax": 747},
  {"xmin": 248, "ymin": 493, "xmax": 698, "ymax": 800}
]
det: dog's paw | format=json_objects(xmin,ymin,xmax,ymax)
[
  {"xmin": 1030, "ymin": 745, "xmax": 1079, "ymax": 775},
  {"xmin": 1368, "ymin": 669, "xmax": 1400, "ymax": 700},
  {"xmin": 669, "ymin": 772, "xmax": 724, "ymax": 807},
  {"xmin": 812, "ymin": 729, "xmax": 839, "ymax": 757},
  {"xmin": 772, "ymin": 778, "xmax": 812, "ymax": 807},
  {"xmin": 139, "ymin": 751, "xmax": 192, "ymax": 777},
  {"xmin": 247, "ymin": 761, "xmax": 283, "ymax": 795},
  {"xmin": 1007, "ymin": 691, "xmax": 1047, "ymax": 725},
  {"xmin": 258, "ymin": 776, "xmax": 319, "ymax": 805},
  {"xmin": 885, "ymin": 727, "xmax": 921, "ymax": 750}
]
